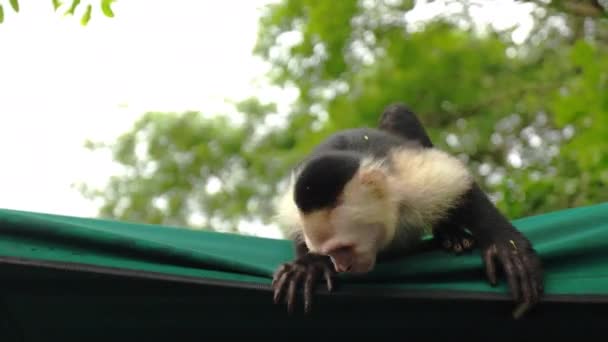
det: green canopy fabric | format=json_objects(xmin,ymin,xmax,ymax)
[{"xmin": 0, "ymin": 202, "xmax": 607, "ymax": 340}]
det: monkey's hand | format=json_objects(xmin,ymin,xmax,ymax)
[
  {"xmin": 272, "ymin": 253, "xmax": 335, "ymax": 314},
  {"xmin": 433, "ymin": 226, "xmax": 475, "ymax": 255},
  {"xmin": 481, "ymin": 232, "xmax": 544, "ymax": 319}
]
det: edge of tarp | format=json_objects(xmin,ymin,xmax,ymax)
[
  {"xmin": 0, "ymin": 207, "xmax": 277, "ymax": 277},
  {"xmin": 2, "ymin": 254, "xmax": 608, "ymax": 306},
  {"xmin": 1, "ymin": 202, "xmax": 608, "ymax": 305}
]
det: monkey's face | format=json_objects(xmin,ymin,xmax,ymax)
[
  {"xmin": 302, "ymin": 210, "xmax": 384, "ymax": 274},
  {"xmin": 300, "ymin": 168, "xmax": 398, "ymax": 274}
]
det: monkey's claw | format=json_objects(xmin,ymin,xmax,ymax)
[
  {"xmin": 272, "ymin": 253, "xmax": 335, "ymax": 314},
  {"xmin": 481, "ymin": 236, "xmax": 544, "ymax": 319}
]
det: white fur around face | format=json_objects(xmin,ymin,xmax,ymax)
[
  {"xmin": 274, "ymin": 173, "xmax": 302, "ymax": 239},
  {"xmin": 382, "ymin": 146, "xmax": 473, "ymax": 236},
  {"xmin": 273, "ymin": 146, "xmax": 474, "ymax": 253}
]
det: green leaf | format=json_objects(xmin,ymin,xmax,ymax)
[
  {"xmin": 9, "ymin": 0, "xmax": 18, "ymax": 12},
  {"xmin": 571, "ymin": 40, "xmax": 594, "ymax": 66},
  {"xmin": 52, "ymin": 0, "xmax": 63, "ymax": 11},
  {"xmin": 80, "ymin": 4, "xmax": 91, "ymax": 25},
  {"xmin": 64, "ymin": 0, "xmax": 80, "ymax": 15},
  {"xmin": 101, "ymin": 0, "xmax": 115, "ymax": 18},
  {"xmin": 0, "ymin": 5, "xmax": 4, "ymax": 24}
]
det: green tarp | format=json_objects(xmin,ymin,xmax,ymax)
[{"xmin": 0, "ymin": 202, "xmax": 607, "ymax": 340}]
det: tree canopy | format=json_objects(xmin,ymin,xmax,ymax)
[
  {"xmin": 77, "ymin": 0, "xmax": 608, "ymax": 236},
  {"xmin": 0, "ymin": 0, "xmax": 115, "ymax": 25}
]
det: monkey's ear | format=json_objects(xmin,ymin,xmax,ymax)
[{"xmin": 358, "ymin": 168, "xmax": 387, "ymax": 197}]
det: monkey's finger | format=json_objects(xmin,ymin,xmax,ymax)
[
  {"xmin": 287, "ymin": 271, "xmax": 304, "ymax": 314},
  {"xmin": 323, "ymin": 267, "xmax": 334, "ymax": 292},
  {"xmin": 453, "ymin": 241, "xmax": 463, "ymax": 254},
  {"xmin": 526, "ymin": 251, "xmax": 544, "ymax": 294},
  {"xmin": 303, "ymin": 269, "xmax": 318, "ymax": 314},
  {"xmin": 272, "ymin": 264, "xmax": 288, "ymax": 287},
  {"xmin": 462, "ymin": 237, "xmax": 474, "ymax": 250},
  {"xmin": 536, "ymin": 271, "xmax": 544, "ymax": 295},
  {"xmin": 483, "ymin": 245, "xmax": 498, "ymax": 286},
  {"xmin": 513, "ymin": 252, "xmax": 544, "ymax": 319},
  {"xmin": 529, "ymin": 276, "xmax": 540, "ymax": 304},
  {"xmin": 521, "ymin": 252, "xmax": 542, "ymax": 302},
  {"xmin": 498, "ymin": 249, "xmax": 520, "ymax": 302},
  {"xmin": 273, "ymin": 271, "xmax": 290, "ymax": 304},
  {"xmin": 512, "ymin": 253, "xmax": 532, "ymax": 304},
  {"xmin": 512, "ymin": 302, "xmax": 532, "ymax": 320}
]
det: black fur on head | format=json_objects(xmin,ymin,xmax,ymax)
[{"xmin": 294, "ymin": 151, "xmax": 361, "ymax": 214}]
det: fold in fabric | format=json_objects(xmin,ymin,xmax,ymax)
[{"xmin": 1, "ymin": 202, "xmax": 607, "ymax": 298}]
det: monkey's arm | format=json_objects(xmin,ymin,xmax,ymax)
[
  {"xmin": 272, "ymin": 233, "xmax": 335, "ymax": 314},
  {"xmin": 378, "ymin": 103, "xmax": 543, "ymax": 316},
  {"xmin": 459, "ymin": 184, "xmax": 544, "ymax": 314}
]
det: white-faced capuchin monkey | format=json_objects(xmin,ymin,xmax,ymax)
[{"xmin": 272, "ymin": 103, "xmax": 544, "ymax": 319}]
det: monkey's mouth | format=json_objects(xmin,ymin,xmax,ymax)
[{"xmin": 336, "ymin": 260, "xmax": 374, "ymax": 274}]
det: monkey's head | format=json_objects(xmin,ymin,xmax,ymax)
[{"xmin": 294, "ymin": 152, "xmax": 398, "ymax": 274}]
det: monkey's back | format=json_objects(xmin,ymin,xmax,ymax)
[{"xmin": 310, "ymin": 127, "xmax": 417, "ymax": 160}]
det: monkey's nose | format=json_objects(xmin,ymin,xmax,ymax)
[{"xmin": 335, "ymin": 264, "xmax": 352, "ymax": 273}]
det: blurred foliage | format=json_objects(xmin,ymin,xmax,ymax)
[
  {"xmin": 0, "ymin": 0, "xmax": 115, "ymax": 25},
  {"xmin": 79, "ymin": 0, "xmax": 608, "ymax": 236},
  {"xmin": 78, "ymin": 99, "xmax": 290, "ymax": 232}
]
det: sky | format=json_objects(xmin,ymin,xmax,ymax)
[
  {"xmin": 0, "ymin": 0, "xmax": 279, "ymax": 230},
  {"xmin": 0, "ymin": 0, "xmax": 535, "ymax": 238}
]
